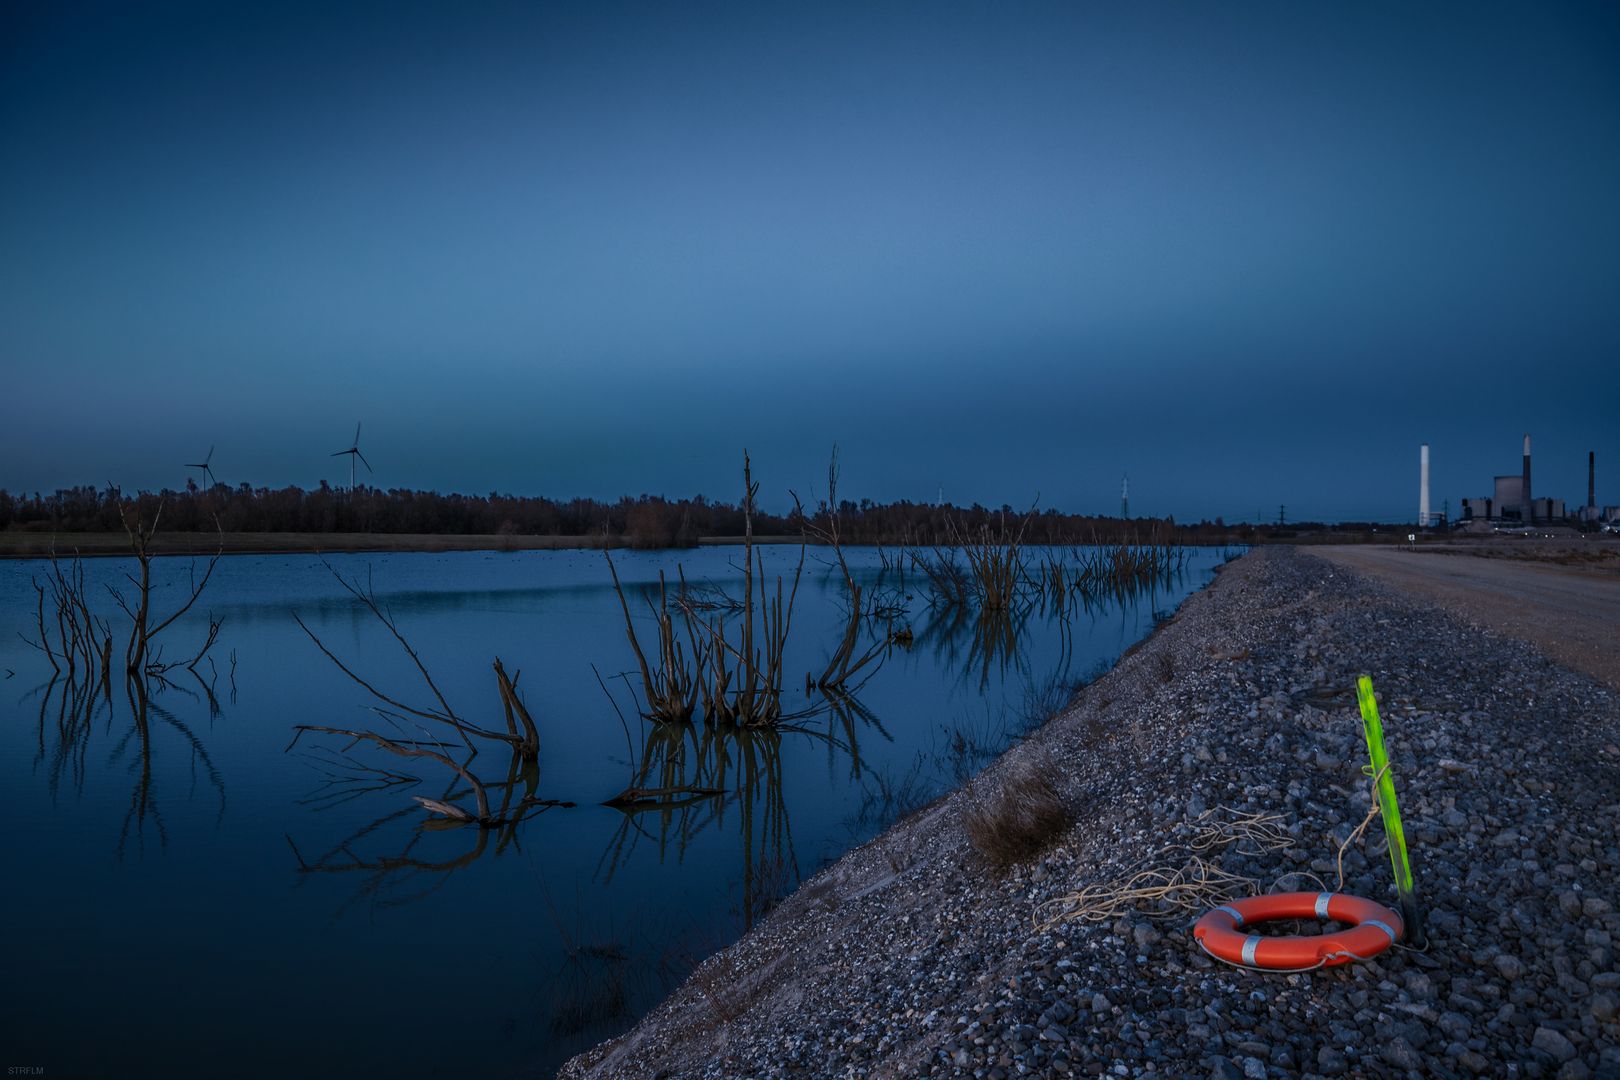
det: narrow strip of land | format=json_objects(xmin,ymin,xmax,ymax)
[
  {"xmin": 557, "ymin": 548, "xmax": 1620, "ymax": 1079},
  {"xmin": 0, "ymin": 532, "xmax": 809, "ymax": 559},
  {"xmin": 1306, "ymin": 544, "xmax": 1620, "ymax": 690}
]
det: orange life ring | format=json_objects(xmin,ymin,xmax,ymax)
[{"xmin": 1193, "ymin": 891, "xmax": 1403, "ymax": 970}]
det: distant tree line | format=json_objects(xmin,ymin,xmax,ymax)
[{"xmin": 0, "ymin": 482, "xmax": 1324, "ymax": 547}]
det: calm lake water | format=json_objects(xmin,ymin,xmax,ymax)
[{"xmin": 0, "ymin": 544, "xmax": 1231, "ymax": 1078}]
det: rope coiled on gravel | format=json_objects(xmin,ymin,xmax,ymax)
[{"xmin": 1033, "ymin": 808, "xmax": 1294, "ymax": 932}]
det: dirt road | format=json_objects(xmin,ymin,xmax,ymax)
[{"xmin": 1307, "ymin": 544, "xmax": 1620, "ymax": 689}]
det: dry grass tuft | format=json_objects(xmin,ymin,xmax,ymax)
[{"xmin": 965, "ymin": 760, "xmax": 1072, "ymax": 872}]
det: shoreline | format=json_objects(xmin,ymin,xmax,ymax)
[
  {"xmin": 0, "ymin": 532, "xmax": 811, "ymax": 559},
  {"xmin": 4, "ymin": 531, "xmax": 1607, "ymax": 563},
  {"xmin": 556, "ymin": 547, "xmax": 1620, "ymax": 1078},
  {"xmin": 0, "ymin": 531, "xmax": 1242, "ymax": 560}
]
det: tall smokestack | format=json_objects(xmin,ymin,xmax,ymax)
[
  {"xmin": 1419, "ymin": 444, "xmax": 1430, "ymax": 527},
  {"xmin": 1590, "ymin": 451, "xmax": 1597, "ymax": 509},
  {"xmin": 1522, "ymin": 434, "xmax": 1533, "ymax": 524}
]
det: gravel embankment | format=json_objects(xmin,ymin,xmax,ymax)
[{"xmin": 558, "ymin": 547, "xmax": 1620, "ymax": 1079}]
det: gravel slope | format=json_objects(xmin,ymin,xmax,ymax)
[{"xmin": 557, "ymin": 547, "xmax": 1620, "ymax": 1079}]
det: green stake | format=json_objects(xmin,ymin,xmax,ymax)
[{"xmin": 1356, "ymin": 674, "xmax": 1425, "ymax": 947}]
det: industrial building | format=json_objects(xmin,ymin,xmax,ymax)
[
  {"xmin": 1492, "ymin": 476, "xmax": 1524, "ymax": 518},
  {"xmin": 1441, "ymin": 438, "xmax": 1606, "ymax": 529}
]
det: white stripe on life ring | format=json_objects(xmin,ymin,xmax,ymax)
[{"xmin": 1363, "ymin": 919, "xmax": 1397, "ymax": 943}]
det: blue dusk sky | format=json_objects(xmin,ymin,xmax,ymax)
[{"xmin": 3, "ymin": 1, "xmax": 1617, "ymax": 522}]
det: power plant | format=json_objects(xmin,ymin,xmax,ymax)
[{"xmin": 1443, "ymin": 436, "xmax": 1619, "ymax": 531}]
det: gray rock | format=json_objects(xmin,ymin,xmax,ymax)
[
  {"xmin": 1438, "ymin": 1011, "xmax": 1471, "ymax": 1041},
  {"xmin": 1532, "ymin": 1025, "xmax": 1577, "ymax": 1063},
  {"xmin": 1382, "ymin": 1035, "xmax": 1423, "ymax": 1070},
  {"xmin": 1316, "ymin": 1046, "xmax": 1348, "ymax": 1076}
]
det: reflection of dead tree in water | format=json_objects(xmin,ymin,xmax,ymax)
[
  {"xmin": 549, "ymin": 940, "xmax": 632, "ymax": 1038},
  {"xmin": 821, "ymin": 692, "xmax": 887, "ymax": 782},
  {"xmin": 286, "ymin": 806, "xmax": 496, "ymax": 917},
  {"xmin": 19, "ymin": 677, "xmax": 227, "ymax": 858},
  {"xmin": 112, "ymin": 682, "xmax": 227, "ymax": 859},
  {"xmin": 32, "ymin": 672, "xmax": 106, "ymax": 802},
  {"xmin": 536, "ymin": 883, "xmax": 693, "ymax": 1044},
  {"xmin": 285, "ymin": 751, "xmax": 570, "ymax": 915},
  {"xmin": 284, "ymin": 721, "xmax": 571, "ymax": 826},
  {"xmin": 597, "ymin": 721, "xmax": 841, "ymax": 932},
  {"xmin": 291, "ymin": 561, "xmax": 566, "ymax": 827},
  {"xmin": 18, "ymin": 505, "xmax": 230, "ymax": 833},
  {"xmin": 19, "ymin": 552, "xmax": 230, "ymax": 856},
  {"xmin": 286, "ymin": 816, "xmax": 495, "ymax": 916},
  {"xmin": 909, "ymin": 599, "xmax": 1036, "ymax": 693}
]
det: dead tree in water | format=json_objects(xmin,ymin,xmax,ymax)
[
  {"xmin": 106, "ymin": 500, "xmax": 224, "ymax": 677},
  {"xmin": 909, "ymin": 547, "xmax": 972, "ymax": 607},
  {"xmin": 22, "ymin": 523, "xmax": 222, "ymax": 689},
  {"xmin": 605, "ymin": 557, "xmax": 704, "ymax": 724},
  {"xmin": 24, "ymin": 554, "xmax": 114, "ymax": 686},
  {"xmin": 290, "ymin": 561, "xmax": 564, "ymax": 825},
  {"xmin": 607, "ymin": 452, "xmax": 807, "ymax": 728},
  {"xmin": 947, "ymin": 508, "xmax": 1034, "ymax": 612},
  {"xmin": 791, "ymin": 445, "xmax": 885, "ymax": 693},
  {"xmin": 701, "ymin": 453, "xmax": 805, "ymax": 726},
  {"xmin": 292, "ymin": 560, "xmax": 540, "ymax": 759}
]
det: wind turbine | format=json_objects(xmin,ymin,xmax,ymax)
[
  {"xmin": 185, "ymin": 445, "xmax": 218, "ymax": 490},
  {"xmin": 331, "ymin": 422, "xmax": 372, "ymax": 492}
]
